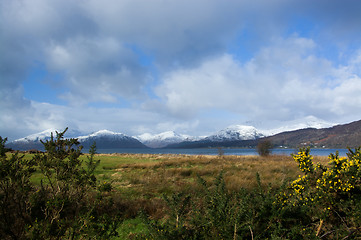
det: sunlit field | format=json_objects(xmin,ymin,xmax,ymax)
[{"xmin": 89, "ymin": 153, "xmax": 329, "ymax": 196}]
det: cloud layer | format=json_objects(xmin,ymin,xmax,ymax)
[{"xmin": 1, "ymin": 0, "xmax": 361, "ymax": 140}]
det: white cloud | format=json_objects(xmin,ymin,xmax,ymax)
[{"xmin": 155, "ymin": 37, "xmax": 361, "ymax": 123}]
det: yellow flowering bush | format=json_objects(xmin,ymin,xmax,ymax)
[
  {"xmin": 278, "ymin": 147, "xmax": 361, "ymax": 236},
  {"xmin": 292, "ymin": 148, "xmax": 314, "ymax": 174}
]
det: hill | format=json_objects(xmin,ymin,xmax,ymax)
[{"xmin": 265, "ymin": 119, "xmax": 361, "ymax": 148}]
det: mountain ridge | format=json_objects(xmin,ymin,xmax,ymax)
[
  {"xmin": 166, "ymin": 119, "xmax": 361, "ymax": 149},
  {"xmin": 6, "ymin": 119, "xmax": 361, "ymax": 150}
]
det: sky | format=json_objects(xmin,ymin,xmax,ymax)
[{"xmin": 1, "ymin": 0, "xmax": 361, "ymax": 141}]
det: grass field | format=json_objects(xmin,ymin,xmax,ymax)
[
  {"xmin": 23, "ymin": 152, "xmax": 329, "ymax": 192},
  {"xmin": 91, "ymin": 153, "xmax": 329, "ymax": 192}
]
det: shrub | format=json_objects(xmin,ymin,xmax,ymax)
[
  {"xmin": 278, "ymin": 147, "xmax": 361, "ymax": 238},
  {"xmin": 0, "ymin": 142, "xmax": 37, "ymax": 239},
  {"xmin": 217, "ymin": 147, "xmax": 225, "ymax": 157},
  {"xmin": 143, "ymin": 172, "xmax": 308, "ymax": 239},
  {"xmin": 257, "ymin": 139, "xmax": 272, "ymax": 156},
  {"xmin": 0, "ymin": 128, "xmax": 122, "ymax": 239}
]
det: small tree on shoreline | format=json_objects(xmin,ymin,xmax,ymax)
[{"xmin": 257, "ymin": 139, "xmax": 272, "ymax": 157}]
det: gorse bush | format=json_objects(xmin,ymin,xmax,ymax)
[
  {"xmin": 0, "ymin": 128, "xmax": 121, "ymax": 239},
  {"xmin": 278, "ymin": 147, "xmax": 361, "ymax": 238}
]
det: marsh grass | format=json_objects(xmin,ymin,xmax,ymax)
[
  {"xmin": 109, "ymin": 154, "xmax": 328, "ymax": 196},
  {"xmin": 28, "ymin": 153, "xmax": 328, "ymax": 197}
]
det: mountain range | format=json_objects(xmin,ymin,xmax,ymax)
[
  {"xmin": 6, "ymin": 129, "xmax": 147, "ymax": 151},
  {"xmin": 5, "ymin": 119, "xmax": 361, "ymax": 151}
]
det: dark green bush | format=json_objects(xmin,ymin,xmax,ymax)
[
  {"xmin": 144, "ymin": 172, "xmax": 312, "ymax": 239},
  {"xmin": 0, "ymin": 128, "xmax": 121, "ymax": 239}
]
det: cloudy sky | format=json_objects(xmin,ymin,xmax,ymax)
[{"xmin": 1, "ymin": 0, "xmax": 361, "ymax": 140}]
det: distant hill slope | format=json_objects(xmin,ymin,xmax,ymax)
[{"xmin": 265, "ymin": 120, "xmax": 361, "ymax": 148}]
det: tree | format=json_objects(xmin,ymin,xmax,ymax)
[{"xmin": 257, "ymin": 139, "xmax": 272, "ymax": 157}]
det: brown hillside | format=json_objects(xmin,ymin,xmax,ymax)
[{"xmin": 265, "ymin": 120, "xmax": 361, "ymax": 148}]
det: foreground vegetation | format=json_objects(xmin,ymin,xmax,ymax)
[{"xmin": 0, "ymin": 129, "xmax": 360, "ymax": 239}]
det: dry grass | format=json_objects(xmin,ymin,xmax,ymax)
[{"xmin": 97, "ymin": 153, "xmax": 329, "ymax": 198}]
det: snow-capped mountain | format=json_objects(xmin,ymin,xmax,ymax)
[
  {"xmin": 135, "ymin": 131, "xmax": 197, "ymax": 148},
  {"xmin": 5, "ymin": 116, "xmax": 339, "ymax": 151},
  {"xmin": 204, "ymin": 125, "xmax": 265, "ymax": 142},
  {"xmin": 6, "ymin": 128, "xmax": 83, "ymax": 151},
  {"xmin": 7, "ymin": 129, "xmax": 147, "ymax": 151},
  {"xmin": 77, "ymin": 129, "xmax": 126, "ymax": 141},
  {"xmin": 12, "ymin": 128, "xmax": 84, "ymax": 143},
  {"xmin": 12, "ymin": 128, "xmax": 58, "ymax": 143},
  {"xmin": 78, "ymin": 130, "xmax": 147, "ymax": 149}
]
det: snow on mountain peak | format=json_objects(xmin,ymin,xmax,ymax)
[
  {"xmin": 90, "ymin": 129, "xmax": 117, "ymax": 136},
  {"xmin": 14, "ymin": 128, "xmax": 59, "ymax": 142},
  {"xmin": 135, "ymin": 131, "xmax": 196, "ymax": 148},
  {"xmin": 206, "ymin": 125, "xmax": 264, "ymax": 141},
  {"xmin": 158, "ymin": 131, "xmax": 179, "ymax": 139},
  {"xmin": 77, "ymin": 129, "xmax": 127, "ymax": 141},
  {"xmin": 136, "ymin": 131, "xmax": 187, "ymax": 142}
]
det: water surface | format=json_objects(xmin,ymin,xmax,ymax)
[{"xmin": 84, "ymin": 148, "xmax": 349, "ymax": 156}]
